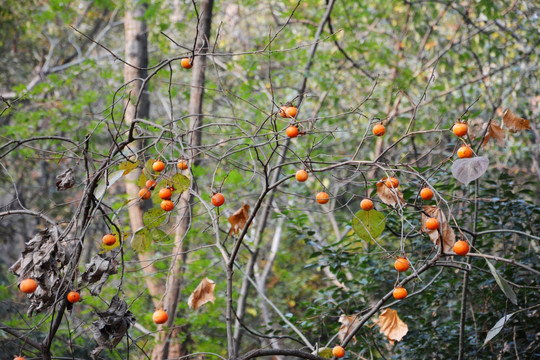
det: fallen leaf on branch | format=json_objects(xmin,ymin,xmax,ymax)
[
  {"xmin": 421, "ymin": 206, "xmax": 455, "ymax": 253},
  {"xmin": 338, "ymin": 314, "xmax": 360, "ymax": 343},
  {"xmin": 376, "ymin": 180, "xmax": 405, "ymax": 208},
  {"xmin": 451, "ymin": 156, "xmax": 490, "ymax": 185},
  {"xmin": 502, "ymin": 109, "xmax": 531, "ymax": 132},
  {"xmin": 55, "ymin": 168, "xmax": 75, "ymax": 190},
  {"xmin": 228, "ymin": 203, "xmax": 251, "ymax": 235},
  {"xmin": 188, "ymin": 278, "xmax": 216, "ymax": 310},
  {"xmin": 481, "ymin": 122, "xmax": 505, "ymax": 147},
  {"xmin": 377, "ymin": 308, "xmax": 408, "ymax": 344}
]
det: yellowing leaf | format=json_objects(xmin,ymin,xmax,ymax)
[
  {"xmin": 481, "ymin": 121, "xmax": 505, "ymax": 147},
  {"xmin": 377, "ymin": 308, "xmax": 408, "ymax": 344},
  {"xmin": 421, "ymin": 206, "xmax": 455, "ymax": 253},
  {"xmin": 188, "ymin": 278, "xmax": 216, "ymax": 310},
  {"xmin": 502, "ymin": 109, "xmax": 531, "ymax": 132},
  {"xmin": 228, "ymin": 203, "xmax": 250, "ymax": 235},
  {"xmin": 376, "ymin": 180, "xmax": 405, "ymax": 208},
  {"xmin": 338, "ymin": 314, "xmax": 360, "ymax": 344},
  {"xmin": 119, "ymin": 160, "xmax": 139, "ymax": 175}
]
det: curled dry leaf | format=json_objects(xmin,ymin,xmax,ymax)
[
  {"xmin": 338, "ymin": 314, "xmax": 360, "ymax": 344},
  {"xmin": 377, "ymin": 308, "xmax": 408, "ymax": 344},
  {"xmin": 188, "ymin": 277, "xmax": 216, "ymax": 310},
  {"xmin": 502, "ymin": 109, "xmax": 531, "ymax": 132},
  {"xmin": 9, "ymin": 228, "xmax": 71, "ymax": 316},
  {"xmin": 451, "ymin": 156, "xmax": 490, "ymax": 185},
  {"xmin": 90, "ymin": 295, "xmax": 135, "ymax": 359},
  {"xmin": 81, "ymin": 254, "xmax": 119, "ymax": 296},
  {"xmin": 228, "ymin": 203, "xmax": 251, "ymax": 235},
  {"xmin": 481, "ymin": 121, "xmax": 505, "ymax": 147},
  {"xmin": 421, "ymin": 206, "xmax": 455, "ymax": 253},
  {"xmin": 376, "ymin": 180, "xmax": 405, "ymax": 208},
  {"xmin": 55, "ymin": 168, "xmax": 75, "ymax": 191}
]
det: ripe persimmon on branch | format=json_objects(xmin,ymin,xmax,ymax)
[{"xmin": 0, "ymin": 1, "xmax": 538, "ymax": 360}]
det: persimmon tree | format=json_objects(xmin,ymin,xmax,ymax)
[{"xmin": 0, "ymin": 1, "xmax": 538, "ymax": 360}]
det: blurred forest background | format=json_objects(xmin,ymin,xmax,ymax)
[{"xmin": 0, "ymin": 0, "xmax": 538, "ymax": 359}]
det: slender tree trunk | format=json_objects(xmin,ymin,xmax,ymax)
[{"xmin": 151, "ymin": 1, "xmax": 214, "ymax": 358}]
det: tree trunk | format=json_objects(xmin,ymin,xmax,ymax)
[{"xmin": 151, "ymin": 0, "xmax": 214, "ymax": 359}]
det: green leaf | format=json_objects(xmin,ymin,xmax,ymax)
[
  {"xmin": 143, "ymin": 208, "xmax": 166, "ymax": 229},
  {"xmin": 132, "ymin": 228, "xmax": 151, "ymax": 253},
  {"xmin": 150, "ymin": 229, "xmax": 168, "ymax": 242},
  {"xmin": 352, "ymin": 210, "xmax": 385, "ymax": 241},
  {"xmin": 95, "ymin": 170, "xmax": 125, "ymax": 199},
  {"xmin": 485, "ymin": 260, "xmax": 518, "ymax": 305},
  {"xmin": 119, "ymin": 159, "xmax": 139, "ymax": 175},
  {"xmin": 171, "ymin": 174, "xmax": 190, "ymax": 192},
  {"xmin": 312, "ymin": 347, "xmax": 333, "ymax": 359},
  {"xmin": 137, "ymin": 172, "xmax": 148, "ymax": 188},
  {"xmin": 483, "ymin": 313, "xmax": 514, "ymax": 346}
]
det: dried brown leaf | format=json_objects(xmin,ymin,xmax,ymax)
[
  {"xmin": 81, "ymin": 254, "xmax": 119, "ymax": 296},
  {"xmin": 376, "ymin": 180, "xmax": 405, "ymax": 208},
  {"xmin": 338, "ymin": 314, "xmax": 360, "ymax": 344},
  {"xmin": 228, "ymin": 203, "xmax": 251, "ymax": 235},
  {"xmin": 502, "ymin": 109, "xmax": 531, "ymax": 132},
  {"xmin": 377, "ymin": 308, "xmax": 408, "ymax": 344},
  {"xmin": 481, "ymin": 121, "xmax": 505, "ymax": 147},
  {"xmin": 188, "ymin": 278, "xmax": 216, "ymax": 310},
  {"xmin": 55, "ymin": 168, "xmax": 75, "ymax": 191},
  {"xmin": 421, "ymin": 206, "xmax": 455, "ymax": 252}
]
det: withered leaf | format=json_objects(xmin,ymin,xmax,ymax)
[
  {"xmin": 421, "ymin": 206, "xmax": 455, "ymax": 253},
  {"xmin": 377, "ymin": 308, "xmax": 408, "ymax": 344},
  {"xmin": 81, "ymin": 254, "xmax": 119, "ymax": 296},
  {"xmin": 9, "ymin": 228, "xmax": 71, "ymax": 316},
  {"xmin": 481, "ymin": 121, "xmax": 505, "ymax": 147},
  {"xmin": 228, "ymin": 203, "xmax": 251, "ymax": 235},
  {"xmin": 188, "ymin": 278, "xmax": 216, "ymax": 310},
  {"xmin": 376, "ymin": 180, "xmax": 405, "ymax": 208},
  {"xmin": 55, "ymin": 168, "xmax": 75, "ymax": 191},
  {"xmin": 338, "ymin": 314, "xmax": 360, "ymax": 344},
  {"xmin": 90, "ymin": 295, "xmax": 135, "ymax": 359},
  {"xmin": 502, "ymin": 109, "xmax": 531, "ymax": 132},
  {"xmin": 451, "ymin": 156, "xmax": 490, "ymax": 185}
]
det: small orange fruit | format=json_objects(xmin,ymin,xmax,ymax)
[
  {"xmin": 67, "ymin": 291, "xmax": 81, "ymax": 304},
  {"xmin": 425, "ymin": 218, "xmax": 440, "ymax": 230},
  {"xmin": 102, "ymin": 234, "xmax": 116, "ymax": 246},
  {"xmin": 453, "ymin": 123, "xmax": 468, "ymax": 137},
  {"xmin": 145, "ymin": 180, "xmax": 157, "ymax": 190},
  {"xmin": 159, "ymin": 188, "xmax": 172, "ymax": 200},
  {"xmin": 161, "ymin": 200, "xmax": 174, "ymax": 211},
  {"xmin": 285, "ymin": 106, "xmax": 297, "ymax": 118},
  {"xmin": 457, "ymin": 146, "xmax": 473, "ymax": 158},
  {"xmin": 453, "ymin": 240, "xmax": 470, "ymax": 256},
  {"xmin": 139, "ymin": 188, "xmax": 151, "ymax": 200},
  {"xmin": 177, "ymin": 159, "xmax": 188, "ymax": 170},
  {"xmin": 153, "ymin": 160, "xmax": 165, "ymax": 172},
  {"xmin": 279, "ymin": 106, "xmax": 288, "ymax": 118},
  {"xmin": 373, "ymin": 124, "xmax": 385, "ymax": 136},
  {"xmin": 14, "ymin": 357, "xmax": 26, "ymax": 360},
  {"xmin": 153, "ymin": 309, "xmax": 168, "ymax": 324},
  {"xmin": 296, "ymin": 170, "xmax": 308, "ymax": 182},
  {"xmin": 393, "ymin": 287, "xmax": 408, "ymax": 300},
  {"xmin": 394, "ymin": 257, "xmax": 410, "ymax": 272},
  {"xmin": 332, "ymin": 345, "xmax": 345, "ymax": 358},
  {"xmin": 316, "ymin": 191, "xmax": 330, "ymax": 204},
  {"xmin": 211, "ymin": 193, "xmax": 225, "ymax": 207},
  {"xmin": 181, "ymin": 57, "xmax": 193, "ymax": 69},
  {"xmin": 360, "ymin": 199, "xmax": 374, "ymax": 211},
  {"xmin": 286, "ymin": 125, "xmax": 299, "ymax": 138},
  {"xmin": 385, "ymin": 177, "xmax": 399, "ymax": 188},
  {"xmin": 420, "ymin": 188, "xmax": 434, "ymax": 200},
  {"xmin": 19, "ymin": 279, "xmax": 38, "ymax": 294}
]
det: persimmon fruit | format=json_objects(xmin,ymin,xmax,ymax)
[
  {"xmin": 453, "ymin": 240, "xmax": 470, "ymax": 256},
  {"xmin": 373, "ymin": 124, "xmax": 385, "ymax": 136},
  {"xmin": 153, "ymin": 160, "xmax": 165, "ymax": 172},
  {"xmin": 285, "ymin": 106, "xmax": 297, "ymax": 118},
  {"xmin": 19, "ymin": 279, "xmax": 37, "ymax": 294},
  {"xmin": 159, "ymin": 188, "xmax": 172, "ymax": 200},
  {"xmin": 453, "ymin": 122, "xmax": 468, "ymax": 137},
  {"xmin": 385, "ymin": 177, "xmax": 399, "ymax": 188},
  {"xmin": 457, "ymin": 146, "xmax": 473, "ymax": 158},
  {"xmin": 286, "ymin": 126, "xmax": 299, "ymax": 138},
  {"xmin": 145, "ymin": 180, "xmax": 157, "ymax": 190},
  {"xmin": 360, "ymin": 199, "xmax": 374, "ymax": 211},
  {"xmin": 393, "ymin": 287, "xmax": 408, "ymax": 300},
  {"xmin": 425, "ymin": 218, "xmax": 440, "ymax": 230},
  {"xmin": 161, "ymin": 200, "xmax": 174, "ymax": 211},
  {"xmin": 181, "ymin": 58, "xmax": 193, "ymax": 69},
  {"xmin": 212, "ymin": 193, "xmax": 225, "ymax": 207},
  {"xmin": 394, "ymin": 257, "xmax": 410, "ymax": 272},
  {"xmin": 332, "ymin": 345, "xmax": 345, "ymax": 358},
  {"xmin": 316, "ymin": 192, "xmax": 330, "ymax": 204},
  {"xmin": 102, "ymin": 234, "xmax": 116, "ymax": 246},
  {"xmin": 177, "ymin": 160, "xmax": 188, "ymax": 170},
  {"xmin": 296, "ymin": 170, "xmax": 308, "ymax": 182},
  {"xmin": 139, "ymin": 188, "xmax": 151, "ymax": 200},
  {"xmin": 420, "ymin": 188, "xmax": 434, "ymax": 200},
  {"xmin": 67, "ymin": 291, "xmax": 81, "ymax": 303},
  {"xmin": 153, "ymin": 309, "xmax": 168, "ymax": 324}
]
